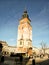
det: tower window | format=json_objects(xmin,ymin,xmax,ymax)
[{"xmin": 20, "ymin": 41, "xmax": 22, "ymax": 45}]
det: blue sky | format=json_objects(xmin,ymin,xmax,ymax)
[{"xmin": 0, "ymin": 0, "xmax": 49, "ymax": 48}]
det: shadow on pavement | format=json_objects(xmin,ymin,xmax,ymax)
[
  {"xmin": 36, "ymin": 59, "xmax": 49, "ymax": 65},
  {"xmin": 0, "ymin": 56, "xmax": 29, "ymax": 65},
  {"xmin": 0, "ymin": 56, "xmax": 49, "ymax": 65}
]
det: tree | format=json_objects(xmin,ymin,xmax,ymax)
[{"xmin": 40, "ymin": 41, "xmax": 47, "ymax": 55}]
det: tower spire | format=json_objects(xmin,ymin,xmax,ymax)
[
  {"xmin": 20, "ymin": 9, "xmax": 31, "ymax": 22},
  {"xmin": 22, "ymin": 9, "xmax": 28, "ymax": 18}
]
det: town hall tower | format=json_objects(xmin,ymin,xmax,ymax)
[{"xmin": 17, "ymin": 10, "xmax": 32, "ymax": 50}]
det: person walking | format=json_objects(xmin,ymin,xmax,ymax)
[
  {"xmin": 20, "ymin": 54, "xmax": 23, "ymax": 65},
  {"xmin": 32, "ymin": 59, "xmax": 35, "ymax": 65}
]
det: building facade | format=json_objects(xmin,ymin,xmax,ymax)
[{"xmin": 0, "ymin": 41, "xmax": 16, "ymax": 56}]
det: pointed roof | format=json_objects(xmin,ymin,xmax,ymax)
[
  {"xmin": 20, "ymin": 10, "xmax": 31, "ymax": 22},
  {"xmin": 22, "ymin": 10, "xmax": 29, "ymax": 18}
]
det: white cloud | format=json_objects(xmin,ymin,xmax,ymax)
[{"xmin": 9, "ymin": 38, "xmax": 15, "ymax": 42}]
